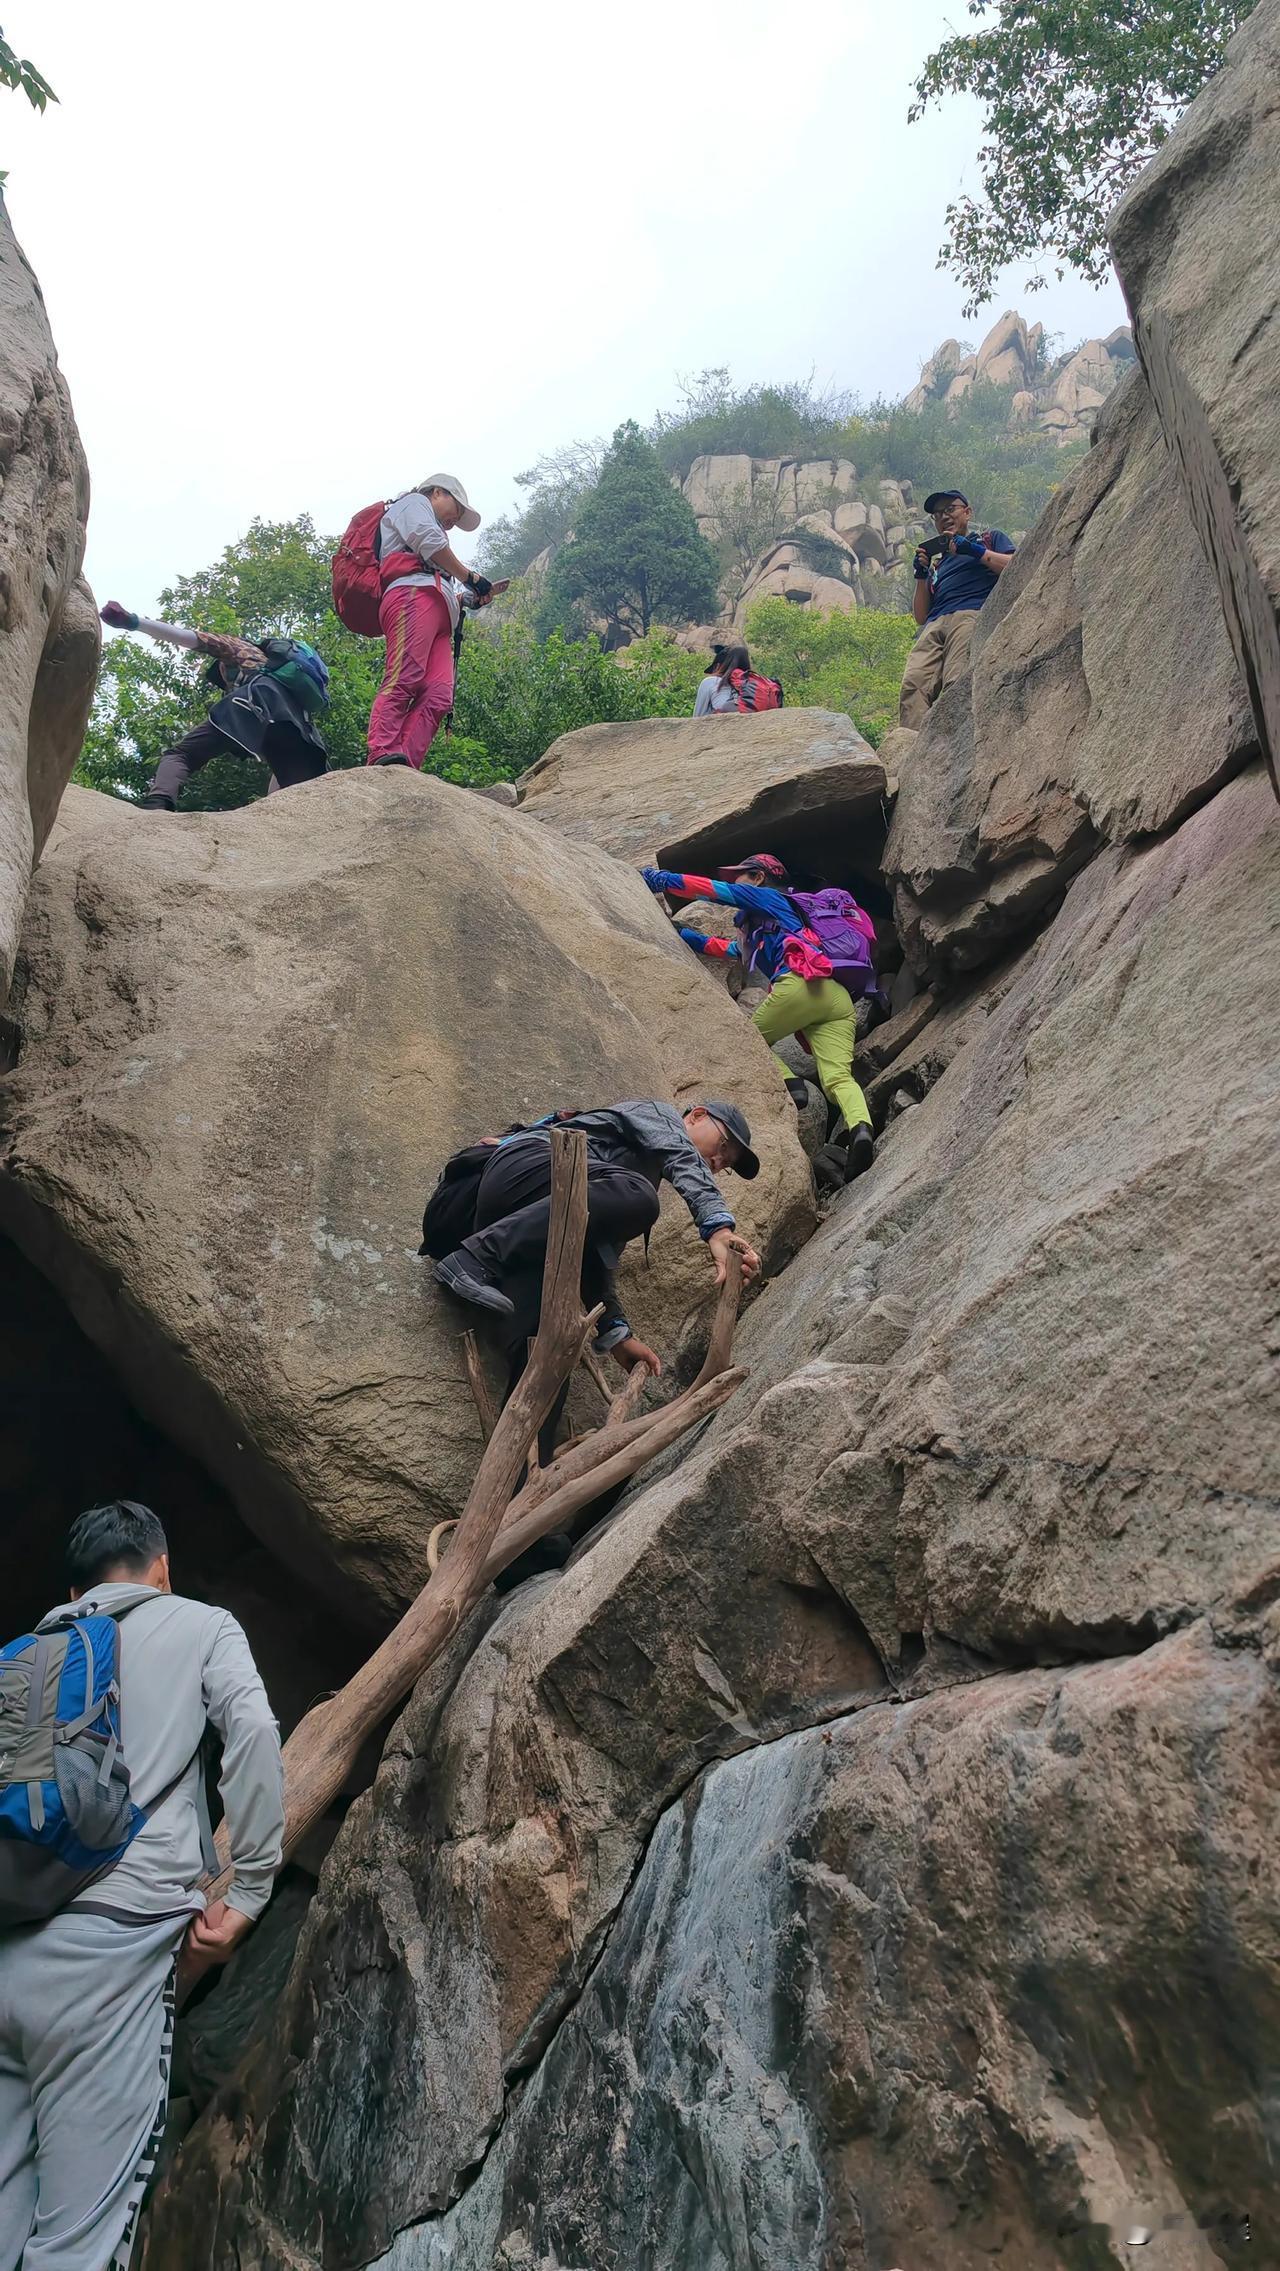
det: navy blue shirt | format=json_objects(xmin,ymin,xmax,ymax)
[{"xmin": 926, "ymin": 530, "xmax": 1015, "ymax": 621}]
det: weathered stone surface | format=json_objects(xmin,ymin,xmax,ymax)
[
  {"xmin": 1109, "ymin": 0, "xmax": 1280, "ymax": 793},
  {"xmin": 142, "ymin": 761, "xmax": 1280, "ymax": 2268},
  {"xmin": 885, "ymin": 368, "xmax": 1257, "ymax": 973},
  {"xmin": 371, "ymin": 1624, "xmax": 1277, "ymax": 2271},
  {"xmin": 142, "ymin": 1375, "xmax": 892, "ymax": 2268},
  {"xmin": 0, "ymin": 201, "xmax": 97, "ymax": 999},
  {"xmin": 517, "ymin": 708, "xmax": 886, "ymax": 878},
  {"xmin": 0, "ymin": 773, "xmax": 814, "ymax": 1626}
]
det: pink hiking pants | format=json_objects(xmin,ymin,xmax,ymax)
[{"xmin": 367, "ymin": 583, "xmax": 455, "ymax": 767}]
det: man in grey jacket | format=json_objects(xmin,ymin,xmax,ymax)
[
  {"xmin": 0, "ymin": 1500, "xmax": 285, "ymax": 2271},
  {"xmin": 434, "ymin": 1097, "xmax": 762, "ymax": 1382}
]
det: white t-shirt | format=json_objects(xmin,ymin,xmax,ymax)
[
  {"xmin": 379, "ymin": 492, "xmax": 462, "ymax": 629},
  {"xmin": 693, "ymin": 674, "xmax": 738, "ymax": 717}
]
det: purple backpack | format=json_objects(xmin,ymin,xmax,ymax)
[{"xmin": 787, "ymin": 889, "xmax": 877, "ymax": 996}]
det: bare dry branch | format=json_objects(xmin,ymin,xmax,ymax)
[{"xmin": 462, "ymin": 1330, "xmax": 499, "ymax": 1442}]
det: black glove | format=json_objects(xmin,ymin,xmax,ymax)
[
  {"xmin": 469, "ymin": 572, "xmax": 493, "ymax": 599},
  {"xmin": 912, "ymin": 551, "xmax": 930, "ymax": 581}
]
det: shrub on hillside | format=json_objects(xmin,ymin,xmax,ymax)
[
  {"xmin": 743, "ymin": 599, "xmax": 916, "ymax": 748},
  {"xmin": 843, "ymin": 379, "xmax": 1081, "ymax": 533}
]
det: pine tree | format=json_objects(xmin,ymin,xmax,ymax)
[{"xmin": 542, "ymin": 423, "xmax": 720, "ymax": 638}]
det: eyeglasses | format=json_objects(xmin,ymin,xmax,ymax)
[{"xmin": 706, "ymin": 1119, "xmax": 741, "ymax": 1170}]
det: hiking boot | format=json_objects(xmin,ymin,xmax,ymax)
[
  {"xmin": 433, "ymin": 1251, "xmax": 515, "ymax": 1318},
  {"xmin": 785, "ymin": 1077, "xmax": 809, "ymax": 1108},
  {"xmin": 138, "ymin": 792, "xmax": 177, "ymax": 812},
  {"xmin": 844, "ymin": 1122, "xmax": 875, "ymax": 1182},
  {"xmin": 371, "ymin": 753, "xmax": 411, "ymax": 767}
]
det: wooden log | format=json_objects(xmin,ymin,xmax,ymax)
[{"xmin": 462, "ymin": 1330, "xmax": 499, "ymax": 1442}]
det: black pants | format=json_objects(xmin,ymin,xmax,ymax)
[
  {"xmin": 148, "ymin": 719, "xmax": 327, "ymax": 802},
  {"xmin": 462, "ymin": 1140, "xmax": 660, "ymax": 1456}
]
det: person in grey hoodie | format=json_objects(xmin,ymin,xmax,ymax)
[{"xmin": 0, "ymin": 1500, "xmax": 285, "ymax": 2271}]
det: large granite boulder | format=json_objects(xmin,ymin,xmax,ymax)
[
  {"xmin": 0, "ymin": 199, "xmax": 98, "ymax": 1000},
  {"xmin": 372, "ymin": 1623, "xmax": 1276, "ymax": 2271},
  {"xmin": 140, "ymin": 756, "xmax": 1279, "ymax": 2267},
  {"xmin": 885, "ymin": 367, "xmax": 1257, "ymax": 973},
  {"xmin": 0, "ymin": 772, "xmax": 814, "ymax": 1627},
  {"xmin": 1109, "ymin": 0, "xmax": 1280, "ymax": 794},
  {"xmin": 518, "ymin": 708, "xmax": 887, "ymax": 876}
]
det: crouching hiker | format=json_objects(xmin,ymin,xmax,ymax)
[
  {"xmin": 426, "ymin": 1099, "xmax": 762, "ymax": 1459},
  {"xmin": 100, "ymin": 602, "xmax": 330, "ymax": 812},
  {"xmin": 644, "ymin": 855, "xmax": 878, "ymax": 1181},
  {"xmin": 0, "ymin": 1501, "xmax": 284, "ymax": 2271}
]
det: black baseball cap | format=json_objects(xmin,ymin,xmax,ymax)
[
  {"xmin": 701, "ymin": 1099, "xmax": 760, "ymax": 1179},
  {"xmin": 924, "ymin": 489, "xmax": 970, "ymax": 516}
]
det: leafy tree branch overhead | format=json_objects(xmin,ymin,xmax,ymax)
[
  {"xmin": 909, "ymin": 0, "xmax": 1255, "ymax": 313},
  {"xmin": 0, "ymin": 24, "xmax": 55, "ymax": 111}
]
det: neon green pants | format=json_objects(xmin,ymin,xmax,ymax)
[{"xmin": 752, "ymin": 974, "xmax": 871, "ymax": 1131}]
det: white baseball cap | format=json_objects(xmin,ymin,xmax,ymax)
[{"xmin": 418, "ymin": 473, "xmax": 480, "ymax": 532}]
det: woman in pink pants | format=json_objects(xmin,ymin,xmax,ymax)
[{"xmin": 366, "ymin": 474, "xmax": 492, "ymax": 769}]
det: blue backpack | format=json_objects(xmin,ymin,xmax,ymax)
[
  {"xmin": 260, "ymin": 635, "xmax": 330, "ymax": 714},
  {"xmin": 0, "ymin": 1604, "xmax": 148, "ymax": 1928}
]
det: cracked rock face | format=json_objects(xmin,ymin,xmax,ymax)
[
  {"xmin": 885, "ymin": 368, "xmax": 1258, "ymax": 977},
  {"xmin": 517, "ymin": 708, "xmax": 887, "ymax": 880},
  {"xmin": 381, "ymin": 1624, "xmax": 1277, "ymax": 2271},
  {"xmin": 1109, "ymin": 0, "xmax": 1280, "ymax": 795},
  {"xmin": 0, "ymin": 774, "xmax": 814, "ymax": 1627},
  {"xmin": 0, "ymin": 199, "xmax": 98, "ymax": 999},
  {"xmin": 140, "ymin": 754, "xmax": 1279, "ymax": 2267}
]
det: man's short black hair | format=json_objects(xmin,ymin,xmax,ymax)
[{"xmin": 66, "ymin": 1500, "xmax": 168, "ymax": 1591}]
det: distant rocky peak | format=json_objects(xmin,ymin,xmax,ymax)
[{"xmin": 905, "ymin": 306, "xmax": 1135, "ymax": 443}]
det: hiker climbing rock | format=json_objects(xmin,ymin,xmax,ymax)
[
  {"xmin": 644, "ymin": 855, "xmax": 879, "ymax": 1180},
  {"xmin": 100, "ymin": 602, "xmax": 330, "ymax": 812},
  {"xmin": 898, "ymin": 489, "xmax": 1015, "ymax": 729},
  {"xmin": 693, "ymin": 641, "xmax": 783, "ymax": 716},
  {"xmin": 332, "ymin": 475, "xmax": 496, "ymax": 770},
  {"xmin": 0, "ymin": 1500, "xmax": 284, "ymax": 2271},
  {"xmin": 426, "ymin": 1099, "xmax": 762, "ymax": 1466}
]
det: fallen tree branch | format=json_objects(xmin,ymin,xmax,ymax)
[{"xmin": 462, "ymin": 1329, "xmax": 499, "ymax": 1442}]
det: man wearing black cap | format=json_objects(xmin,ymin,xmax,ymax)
[
  {"xmin": 434, "ymin": 1099, "xmax": 761, "ymax": 1421},
  {"xmin": 899, "ymin": 491, "xmax": 1016, "ymax": 730}
]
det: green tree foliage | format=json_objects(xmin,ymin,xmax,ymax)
[
  {"xmin": 910, "ymin": 0, "xmax": 1254, "ymax": 313},
  {"xmin": 78, "ymin": 517, "xmax": 705, "ymax": 812},
  {"xmin": 845, "ymin": 377, "xmax": 1084, "ymax": 532},
  {"xmin": 743, "ymin": 599, "xmax": 917, "ymax": 748},
  {"xmin": 0, "ymin": 25, "xmax": 55, "ymax": 110},
  {"xmin": 454, "ymin": 625, "xmax": 702, "ymax": 779},
  {"xmin": 650, "ymin": 370, "xmax": 853, "ymax": 480},
  {"xmin": 541, "ymin": 423, "xmax": 720, "ymax": 639},
  {"xmin": 481, "ymin": 439, "xmax": 604, "ymax": 580}
]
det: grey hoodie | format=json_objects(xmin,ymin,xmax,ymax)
[{"xmin": 42, "ymin": 1584, "xmax": 285, "ymax": 1924}]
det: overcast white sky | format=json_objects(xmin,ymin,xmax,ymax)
[{"xmin": 5, "ymin": 0, "xmax": 1126, "ymax": 612}]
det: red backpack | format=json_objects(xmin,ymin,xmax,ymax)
[
  {"xmin": 729, "ymin": 667, "xmax": 784, "ymax": 712},
  {"xmin": 332, "ymin": 501, "xmax": 425, "ymax": 638},
  {"xmin": 332, "ymin": 502, "xmax": 387, "ymax": 637}
]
